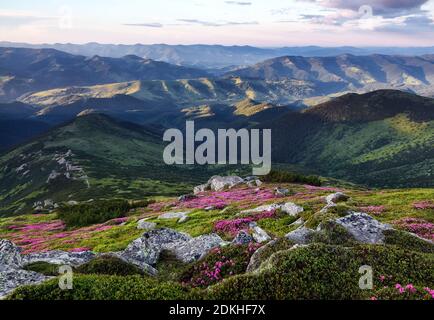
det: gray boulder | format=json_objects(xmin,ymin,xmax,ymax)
[
  {"xmin": 158, "ymin": 211, "xmax": 190, "ymax": 221},
  {"xmin": 249, "ymin": 223, "xmax": 271, "ymax": 243},
  {"xmin": 137, "ymin": 220, "xmax": 157, "ymax": 230},
  {"xmin": 285, "ymin": 227, "xmax": 315, "ymax": 244},
  {"xmin": 335, "ymin": 212, "xmax": 392, "ymax": 244},
  {"xmin": 281, "ymin": 202, "xmax": 304, "ymax": 216},
  {"xmin": 0, "ymin": 240, "xmax": 22, "ymax": 270},
  {"xmin": 208, "ymin": 175, "xmax": 244, "ymax": 191},
  {"xmin": 193, "ymin": 184, "xmax": 208, "ymax": 195},
  {"xmin": 165, "ymin": 234, "xmax": 225, "ymax": 263},
  {"xmin": 121, "ymin": 228, "xmax": 191, "ymax": 268},
  {"xmin": 0, "ymin": 268, "xmax": 49, "ymax": 299},
  {"xmin": 119, "ymin": 228, "xmax": 225, "ymax": 269}
]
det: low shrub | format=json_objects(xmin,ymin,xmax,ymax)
[
  {"xmin": 58, "ymin": 199, "xmax": 131, "ymax": 228},
  {"xmin": 8, "ymin": 275, "xmax": 190, "ymax": 300},
  {"xmin": 311, "ymin": 221, "xmax": 356, "ymax": 246},
  {"xmin": 383, "ymin": 229, "xmax": 434, "ymax": 254},
  {"xmin": 262, "ymin": 170, "xmax": 321, "ymax": 186},
  {"xmin": 206, "ymin": 244, "xmax": 434, "ymax": 300},
  {"xmin": 180, "ymin": 243, "xmax": 261, "ymax": 288},
  {"xmin": 23, "ymin": 262, "xmax": 61, "ymax": 276},
  {"xmin": 75, "ymin": 256, "xmax": 144, "ymax": 276},
  {"xmin": 246, "ymin": 238, "xmax": 294, "ymax": 272}
]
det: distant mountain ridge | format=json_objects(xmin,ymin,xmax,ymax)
[
  {"xmin": 0, "ymin": 47, "xmax": 209, "ymax": 101},
  {"xmin": 225, "ymin": 54, "xmax": 434, "ymax": 99},
  {"xmin": 2, "ymin": 41, "xmax": 434, "ymax": 68}
]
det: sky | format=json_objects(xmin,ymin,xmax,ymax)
[{"xmin": 1, "ymin": 0, "xmax": 434, "ymax": 46}]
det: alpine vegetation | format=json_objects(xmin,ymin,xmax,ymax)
[{"xmin": 163, "ymin": 121, "xmax": 272, "ymax": 175}]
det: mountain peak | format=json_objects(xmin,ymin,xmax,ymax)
[{"xmin": 305, "ymin": 89, "xmax": 434, "ymax": 122}]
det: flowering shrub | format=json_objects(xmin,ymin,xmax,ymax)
[
  {"xmin": 359, "ymin": 205, "xmax": 386, "ymax": 215},
  {"xmin": 214, "ymin": 210, "xmax": 277, "ymax": 237},
  {"xmin": 176, "ymin": 187, "xmax": 276, "ymax": 210},
  {"xmin": 393, "ymin": 218, "xmax": 434, "ymax": 241},
  {"xmin": 372, "ymin": 281, "xmax": 434, "ymax": 300},
  {"xmin": 2, "ymin": 218, "xmax": 126, "ymax": 253},
  {"xmin": 180, "ymin": 243, "xmax": 261, "ymax": 288},
  {"xmin": 413, "ymin": 201, "xmax": 434, "ymax": 210}
]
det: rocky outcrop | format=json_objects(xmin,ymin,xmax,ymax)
[
  {"xmin": 0, "ymin": 239, "xmax": 22, "ymax": 269},
  {"xmin": 334, "ymin": 212, "xmax": 392, "ymax": 244},
  {"xmin": 22, "ymin": 250, "xmax": 96, "ymax": 267},
  {"xmin": 241, "ymin": 202, "xmax": 304, "ymax": 217},
  {"xmin": 119, "ymin": 228, "xmax": 225, "ymax": 270},
  {"xmin": 0, "ymin": 240, "xmax": 49, "ymax": 299},
  {"xmin": 0, "ymin": 268, "xmax": 49, "ymax": 299},
  {"xmin": 158, "ymin": 211, "xmax": 190, "ymax": 222},
  {"xmin": 164, "ymin": 234, "xmax": 226, "ymax": 263}
]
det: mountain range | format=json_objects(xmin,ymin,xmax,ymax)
[
  {"xmin": 1, "ymin": 89, "xmax": 433, "ymax": 215},
  {"xmin": 2, "ymin": 41, "xmax": 434, "ymax": 68},
  {"xmin": 0, "ymin": 47, "xmax": 208, "ymax": 101}
]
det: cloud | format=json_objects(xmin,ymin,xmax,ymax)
[
  {"xmin": 298, "ymin": 0, "xmax": 430, "ymax": 16},
  {"xmin": 0, "ymin": 10, "xmax": 55, "ymax": 27},
  {"xmin": 225, "ymin": 1, "xmax": 252, "ymax": 5},
  {"xmin": 177, "ymin": 19, "xmax": 258, "ymax": 26},
  {"xmin": 123, "ymin": 23, "xmax": 163, "ymax": 28}
]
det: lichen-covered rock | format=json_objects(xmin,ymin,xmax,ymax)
[
  {"xmin": 120, "ymin": 228, "xmax": 224, "ymax": 269},
  {"xmin": 165, "ymin": 233, "xmax": 225, "ymax": 263},
  {"xmin": 249, "ymin": 223, "xmax": 271, "ymax": 243},
  {"xmin": 281, "ymin": 202, "xmax": 304, "ymax": 216},
  {"xmin": 22, "ymin": 250, "xmax": 96, "ymax": 267},
  {"xmin": 0, "ymin": 239, "xmax": 22, "ymax": 270},
  {"xmin": 120, "ymin": 228, "xmax": 191, "ymax": 267},
  {"xmin": 232, "ymin": 231, "xmax": 254, "ymax": 245},
  {"xmin": 137, "ymin": 220, "xmax": 157, "ymax": 230},
  {"xmin": 334, "ymin": 212, "xmax": 392, "ymax": 244},
  {"xmin": 158, "ymin": 211, "xmax": 190, "ymax": 221},
  {"xmin": 285, "ymin": 227, "xmax": 316, "ymax": 244},
  {"xmin": 0, "ymin": 268, "xmax": 49, "ymax": 299}
]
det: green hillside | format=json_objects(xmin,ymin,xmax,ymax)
[
  {"xmin": 268, "ymin": 90, "xmax": 434, "ymax": 188},
  {"xmin": 0, "ymin": 114, "xmax": 242, "ymax": 216}
]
